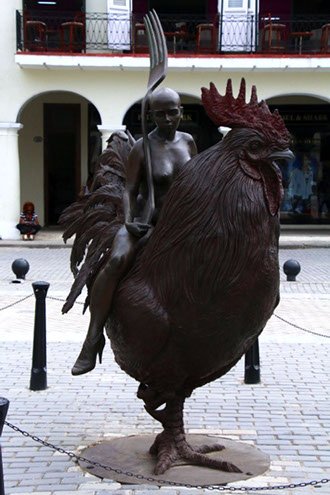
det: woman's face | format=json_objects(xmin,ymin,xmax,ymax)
[
  {"xmin": 150, "ymin": 91, "xmax": 183, "ymax": 133},
  {"xmin": 151, "ymin": 104, "xmax": 182, "ymax": 132}
]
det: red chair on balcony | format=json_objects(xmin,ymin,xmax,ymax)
[
  {"xmin": 196, "ymin": 23, "xmax": 217, "ymax": 53},
  {"xmin": 261, "ymin": 19, "xmax": 286, "ymax": 53},
  {"xmin": 320, "ymin": 24, "xmax": 330, "ymax": 53},
  {"xmin": 60, "ymin": 14, "xmax": 85, "ymax": 53},
  {"xmin": 24, "ymin": 20, "xmax": 47, "ymax": 51}
]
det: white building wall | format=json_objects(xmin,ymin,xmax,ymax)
[
  {"xmin": 0, "ymin": 124, "xmax": 22, "ymax": 239},
  {"xmin": 86, "ymin": 0, "xmax": 107, "ymax": 12},
  {"xmin": 1, "ymin": 2, "xmax": 330, "ymax": 236}
]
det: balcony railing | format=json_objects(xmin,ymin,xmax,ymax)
[{"xmin": 16, "ymin": 10, "xmax": 330, "ymax": 56}]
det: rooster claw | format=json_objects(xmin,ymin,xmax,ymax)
[{"xmin": 150, "ymin": 431, "xmax": 242, "ymax": 475}]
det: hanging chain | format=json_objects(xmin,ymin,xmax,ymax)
[
  {"xmin": 0, "ymin": 293, "xmax": 33, "ymax": 312},
  {"xmin": 49, "ymin": 296, "xmax": 330, "ymax": 338},
  {"xmin": 274, "ymin": 313, "xmax": 330, "ymax": 338},
  {"xmin": 1, "ymin": 294, "xmax": 328, "ymax": 338},
  {"xmin": 47, "ymin": 295, "xmax": 84, "ymax": 305},
  {"xmin": 4, "ymin": 421, "xmax": 330, "ymax": 492}
]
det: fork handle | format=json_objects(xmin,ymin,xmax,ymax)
[{"xmin": 141, "ymin": 93, "xmax": 155, "ymax": 224}]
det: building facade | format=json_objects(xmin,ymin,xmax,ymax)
[{"xmin": 1, "ymin": 0, "xmax": 330, "ymax": 238}]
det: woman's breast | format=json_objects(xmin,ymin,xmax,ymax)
[{"xmin": 152, "ymin": 160, "xmax": 174, "ymax": 186}]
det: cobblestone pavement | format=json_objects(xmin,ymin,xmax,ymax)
[{"xmin": 0, "ymin": 247, "xmax": 329, "ymax": 495}]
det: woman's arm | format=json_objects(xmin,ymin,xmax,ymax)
[
  {"xmin": 123, "ymin": 141, "xmax": 150, "ymax": 238},
  {"xmin": 123, "ymin": 142, "xmax": 142, "ymax": 224}
]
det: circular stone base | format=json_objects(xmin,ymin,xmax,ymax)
[{"xmin": 78, "ymin": 434, "xmax": 270, "ymax": 487}]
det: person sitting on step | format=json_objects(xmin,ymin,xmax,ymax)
[{"xmin": 16, "ymin": 201, "xmax": 41, "ymax": 241}]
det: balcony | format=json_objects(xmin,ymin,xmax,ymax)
[{"xmin": 16, "ymin": 11, "xmax": 330, "ymax": 57}]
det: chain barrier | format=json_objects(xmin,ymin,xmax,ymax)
[
  {"xmin": 0, "ymin": 294, "xmax": 83, "ymax": 311},
  {"xmin": 0, "ymin": 293, "xmax": 33, "ymax": 312},
  {"xmin": 47, "ymin": 295, "xmax": 84, "ymax": 305},
  {"xmin": 47, "ymin": 296, "xmax": 330, "ymax": 338},
  {"xmin": 274, "ymin": 313, "xmax": 330, "ymax": 339},
  {"xmin": 2, "ymin": 294, "xmax": 328, "ymax": 339},
  {"xmin": 4, "ymin": 420, "xmax": 330, "ymax": 492}
]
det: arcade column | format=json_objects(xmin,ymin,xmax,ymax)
[{"xmin": 0, "ymin": 123, "xmax": 23, "ymax": 239}]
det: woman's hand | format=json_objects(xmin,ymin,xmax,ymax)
[{"xmin": 125, "ymin": 222, "xmax": 151, "ymax": 238}]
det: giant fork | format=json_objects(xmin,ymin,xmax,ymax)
[{"xmin": 140, "ymin": 10, "xmax": 168, "ymax": 224}]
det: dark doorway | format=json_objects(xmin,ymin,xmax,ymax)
[
  {"xmin": 268, "ymin": 103, "xmax": 330, "ymax": 225},
  {"xmin": 44, "ymin": 103, "xmax": 81, "ymax": 224},
  {"xmin": 88, "ymin": 103, "xmax": 102, "ymax": 174}
]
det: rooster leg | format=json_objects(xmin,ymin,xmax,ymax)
[
  {"xmin": 147, "ymin": 396, "xmax": 242, "ymax": 475},
  {"xmin": 137, "ymin": 383, "xmax": 175, "ymax": 413}
]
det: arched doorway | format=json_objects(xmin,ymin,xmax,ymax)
[
  {"xmin": 267, "ymin": 94, "xmax": 330, "ymax": 224},
  {"xmin": 123, "ymin": 93, "xmax": 221, "ymax": 152},
  {"xmin": 18, "ymin": 92, "xmax": 101, "ymax": 225}
]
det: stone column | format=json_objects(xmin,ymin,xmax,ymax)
[
  {"xmin": 97, "ymin": 124, "xmax": 126, "ymax": 151},
  {"xmin": 0, "ymin": 123, "xmax": 23, "ymax": 240}
]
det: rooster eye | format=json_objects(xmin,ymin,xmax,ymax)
[{"xmin": 249, "ymin": 140, "xmax": 261, "ymax": 151}]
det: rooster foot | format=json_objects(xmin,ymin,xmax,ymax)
[
  {"xmin": 145, "ymin": 396, "xmax": 242, "ymax": 475},
  {"xmin": 149, "ymin": 430, "xmax": 241, "ymax": 475}
]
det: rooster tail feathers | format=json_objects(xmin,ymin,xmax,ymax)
[{"xmin": 60, "ymin": 130, "xmax": 135, "ymax": 311}]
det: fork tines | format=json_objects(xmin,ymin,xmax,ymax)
[{"xmin": 143, "ymin": 9, "xmax": 168, "ymax": 86}]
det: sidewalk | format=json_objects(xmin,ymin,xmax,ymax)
[
  {"xmin": 0, "ymin": 246, "xmax": 329, "ymax": 495},
  {"xmin": 1, "ymin": 226, "xmax": 330, "ymax": 248}
]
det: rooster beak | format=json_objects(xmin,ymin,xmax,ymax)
[{"xmin": 268, "ymin": 149, "xmax": 295, "ymax": 164}]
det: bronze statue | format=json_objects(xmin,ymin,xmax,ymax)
[
  {"xmin": 61, "ymin": 11, "xmax": 293, "ymax": 476},
  {"xmin": 69, "ymin": 87, "xmax": 197, "ymax": 376}
]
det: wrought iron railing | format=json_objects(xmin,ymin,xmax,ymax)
[{"xmin": 15, "ymin": 10, "xmax": 330, "ymax": 55}]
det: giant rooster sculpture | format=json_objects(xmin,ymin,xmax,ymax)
[{"xmin": 61, "ymin": 78, "xmax": 293, "ymax": 475}]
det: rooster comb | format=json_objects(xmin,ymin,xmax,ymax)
[{"xmin": 201, "ymin": 78, "xmax": 290, "ymax": 143}]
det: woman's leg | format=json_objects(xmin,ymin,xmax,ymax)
[
  {"xmin": 17, "ymin": 224, "xmax": 29, "ymax": 234},
  {"xmin": 71, "ymin": 226, "xmax": 138, "ymax": 375}
]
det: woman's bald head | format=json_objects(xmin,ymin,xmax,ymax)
[{"xmin": 149, "ymin": 88, "xmax": 181, "ymax": 110}]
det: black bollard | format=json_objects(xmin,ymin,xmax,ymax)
[
  {"xmin": 244, "ymin": 338, "xmax": 260, "ymax": 384},
  {"xmin": 11, "ymin": 259, "xmax": 30, "ymax": 284},
  {"xmin": 0, "ymin": 398, "xmax": 9, "ymax": 495},
  {"xmin": 283, "ymin": 259, "xmax": 301, "ymax": 281},
  {"xmin": 30, "ymin": 281, "xmax": 50, "ymax": 391}
]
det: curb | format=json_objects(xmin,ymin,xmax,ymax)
[{"xmin": 1, "ymin": 239, "xmax": 330, "ymax": 249}]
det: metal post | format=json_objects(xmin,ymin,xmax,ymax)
[
  {"xmin": 244, "ymin": 338, "xmax": 260, "ymax": 384},
  {"xmin": 0, "ymin": 398, "xmax": 9, "ymax": 495},
  {"xmin": 283, "ymin": 259, "xmax": 301, "ymax": 282},
  {"xmin": 30, "ymin": 281, "xmax": 50, "ymax": 391}
]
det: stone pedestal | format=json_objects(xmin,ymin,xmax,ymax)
[{"xmin": 78, "ymin": 434, "xmax": 270, "ymax": 487}]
